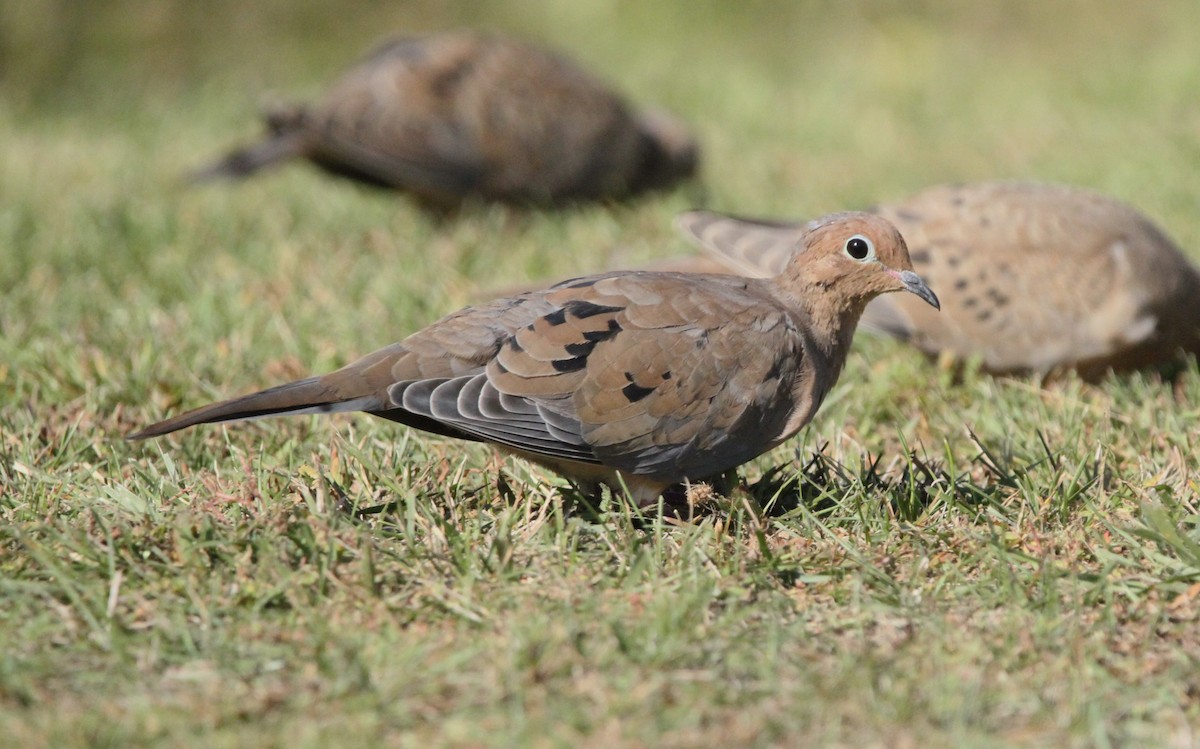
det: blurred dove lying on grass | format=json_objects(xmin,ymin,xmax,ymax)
[
  {"xmin": 669, "ymin": 182, "xmax": 1200, "ymax": 379},
  {"xmin": 190, "ymin": 30, "xmax": 699, "ymax": 208},
  {"xmin": 130, "ymin": 212, "xmax": 938, "ymax": 507}
]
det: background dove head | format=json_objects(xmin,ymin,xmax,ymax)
[
  {"xmin": 779, "ymin": 211, "xmax": 940, "ymax": 315},
  {"xmin": 633, "ymin": 108, "xmax": 701, "ymax": 190}
]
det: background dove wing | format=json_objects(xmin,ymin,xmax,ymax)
[
  {"xmin": 674, "ymin": 211, "xmax": 803, "ymax": 278},
  {"xmin": 299, "ymin": 35, "xmax": 491, "ymax": 196},
  {"xmin": 305, "ymin": 34, "xmax": 644, "ymax": 202}
]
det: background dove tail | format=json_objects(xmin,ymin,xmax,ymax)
[
  {"xmin": 127, "ymin": 377, "xmax": 382, "ymax": 440},
  {"xmin": 185, "ymin": 130, "xmax": 307, "ymax": 183}
]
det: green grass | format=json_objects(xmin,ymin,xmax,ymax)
[{"xmin": 3, "ymin": 1, "xmax": 1200, "ymax": 746}]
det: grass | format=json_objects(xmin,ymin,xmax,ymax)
[{"xmin": 3, "ymin": 1, "xmax": 1200, "ymax": 746}]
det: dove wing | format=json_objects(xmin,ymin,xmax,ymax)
[{"xmin": 377, "ymin": 273, "xmax": 805, "ymax": 480}]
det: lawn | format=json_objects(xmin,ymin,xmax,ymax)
[{"xmin": 2, "ymin": 1, "xmax": 1200, "ymax": 747}]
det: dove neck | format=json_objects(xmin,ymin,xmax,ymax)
[
  {"xmin": 783, "ymin": 284, "xmax": 868, "ymax": 363},
  {"xmin": 768, "ymin": 285, "xmax": 866, "ymax": 444}
]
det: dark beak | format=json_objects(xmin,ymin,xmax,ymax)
[{"xmin": 898, "ymin": 270, "xmax": 940, "ymax": 310}]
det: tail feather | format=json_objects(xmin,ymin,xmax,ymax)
[
  {"xmin": 186, "ymin": 130, "xmax": 308, "ymax": 184},
  {"xmin": 127, "ymin": 377, "xmax": 383, "ymax": 440}
]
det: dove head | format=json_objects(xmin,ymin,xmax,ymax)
[
  {"xmin": 778, "ymin": 211, "xmax": 940, "ymax": 314},
  {"xmin": 633, "ymin": 108, "xmax": 700, "ymax": 190}
]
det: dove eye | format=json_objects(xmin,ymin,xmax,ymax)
[{"xmin": 844, "ymin": 234, "xmax": 875, "ymax": 262}]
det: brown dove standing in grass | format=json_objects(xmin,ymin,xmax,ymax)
[
  {"xmin": 129, "ymin": 212, "xmax": 938, "ymax": 506},
  {"xmin": 673, "ymin": 182, "xmax": 1200, "ymax": 379},
  {"xmin": 190, "ymin": 30, "xmax": 699, "ymax": 208}
]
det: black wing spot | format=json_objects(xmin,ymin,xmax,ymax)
[
  {"xmin": 561, "ymin": 278, "xmax": 598, "ymax": 289},
  {"xmin": 622, "ymin": 382, "xmax": 656, "ymax": 402},
  {"xmin": 551, "ymin": 356, "xmax": 588, "ymax": 373},
  {"xmin": 564, "ymin": 340, "xmax": 596, "ymax": 358},
  {"xmin": 544, "ymin": 308, "xmax": 568, "ymax": 326},
  {"xmin": 661, "ymin": 371, "xmax": 672, "ymax": 380},
  {"xmin": 581, "ymin": 318, "xmax": 622, "ymax": 343},
  {"xmin": 563, "ymin": 300, "xmax": 623, "ymax": 319},
  {"xmin": 507, "ymin": 337, "xmax": 524, "ymax": 353}
]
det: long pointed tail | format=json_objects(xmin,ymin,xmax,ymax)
[
  {"xmin": 127, "ymin": 377, "xmax": 382, "ymax": 440},
  {"xmin": 186, "ymin": 130, "xmax": 308, "ymax": 184}
]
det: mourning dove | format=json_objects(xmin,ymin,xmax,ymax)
[
  {"xmin": 129, "ymin": 212, "xmax": 938, "ymax": 506},
  {"xmin": 673, "ymin": 182, "xmax": 1200, "ymax": 378},
  {"xmin": 190, "ymin": 30, "xmax": 699, "ymax": 207}
]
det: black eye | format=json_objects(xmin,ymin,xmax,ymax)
[{"xmin": 844, "ymin": 234, "xmax": 875, "ymax": 261}]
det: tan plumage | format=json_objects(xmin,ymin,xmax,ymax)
[
  {"xmin": 190, "ymin": 30, "xmax": 699, "ymax": 207},
  {"xmin": 673, "ymin": 182, "xmax": 1200, "ymax": 379},
  {"xmin": 129, "ymin": 212, "xmax": 937, "ymax": 506}
]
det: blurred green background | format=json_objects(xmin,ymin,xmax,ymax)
[{"xmin": 6, "ymin": 0, "xmax": 1199, "ymax": 215}]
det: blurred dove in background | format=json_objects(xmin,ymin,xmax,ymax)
[
  {"xmin": 662, "ymin": 182, "xmax": 1200, "ymax": 379},
  {"xmin": 189, "ymin": 30, "xmax": 699, "ymax": 208}
]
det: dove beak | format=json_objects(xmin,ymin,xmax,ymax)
[{"xmin": 894, "ymin": 270, "xmax": 940, "ymax": 310}]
